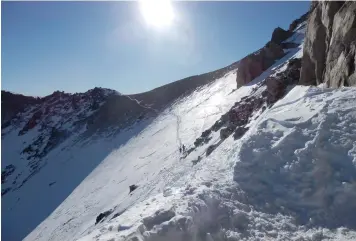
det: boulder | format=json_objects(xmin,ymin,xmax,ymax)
[
  {"xmin": 271, "ymin": 27, "xmax": 292, "ymax": 44},
  {"xmin": 129, "ymin": 184, "xmax": 138, "ymax": 193},
  {"xmin": 95, "ymin": 210, "xmax": 113, "ymax": 225},
  {"xmin": 206, "ymin": 144, "xmax": 217, "ymax": 156},
  {"xmin": 220, "ymin": 127, "xmax": 234, "ymax": 140}
]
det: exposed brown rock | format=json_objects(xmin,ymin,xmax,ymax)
[
  {"xmin": 299, "ymin": 1, "xmax": 356, "ymax": 87},
  {"xmin": 267, "ymin": 58, "xmax": 302, "ymax": 102},
  {"xmin": 324, "ymin": 2, "xmax": 356, "ymax": 87},
  {"xmin": 236, "ymin": 42, "xmax": 285, "ymax": 87}
]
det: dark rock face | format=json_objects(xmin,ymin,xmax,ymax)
[
  {"xmin": 129, "ymin": 184, "xmax": 138, "ymax": 193},
  {"xmin": 281, "ymin": 42, "xmax": 299, "ymax": 49},
  {"xmin": 1, "ymin": 91, "xmax": 41, "ymax": 124},
  {"xmin": 1, "ymin": 188, "xmax": 11, "ymax": 196},
  {"xmin": 95, "ymin": 210, "xmax": 113, "ymax": 225},
  {"xmin": 236, "ymin": 42, "xmax": 285, "ymax": 87},
  {"xmin": 289, "ymin": 12, "xmax": 309, "ymax": 31},
  {"xmin": 233, "ymin": 127, "xmax": 249, "ymax": 140},
  {"xmin": 324, "ymin": 2, "xmax": 356, "ymax": 87},
  {"xmin": 19, "ymin": 110, "xmax": 43, "ymax": 135},
  {"xmin": 2, "ymin": 164, "xmax": 16, "ymax": 184},
  {"xmin": 206, "ymin": 144, "xmax": 217, "ymax": 157},
  {"xmin": 220, "ymin": 126, "xmax": 234, "ymax": 140},
  {"xmin": 234, "ymin": 10, "xmax": 311, "ymax": 88},
  {"xmin": 266, "ymin": 58, "xmax": 302, "ymax": 102},
  {"xmin": 271, "ymin": 27, "xmax": 292, "ymax": 44},
  {"xmin": 300, "ymin": 1, "xmax": 356, "ymax": 87}
]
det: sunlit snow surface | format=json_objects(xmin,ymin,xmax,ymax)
[
  {"xmin": 74, "ymin": 86, "xmax": 356, "ymax": 241},
  {"xmin": 24, "ymin": 72, "xmax": 256, "ymax": 241},
  {"xmin": 28, "ymin": 78, "xmax": 356, "ymax": 240}
]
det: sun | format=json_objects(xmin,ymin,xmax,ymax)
[{"xmin": 139, "ymin": 0, "xmax": 175, "ymax": 28}]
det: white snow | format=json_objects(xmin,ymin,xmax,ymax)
[
  {"xmin": 71, "ymin": 85, "xmax": 356, "ymax": 241},
  {"xmin": 19, "ymin": 71, "xmax": 255, "ymax": 241}
]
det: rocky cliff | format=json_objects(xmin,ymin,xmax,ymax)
[
  {"xmin": 300, "ymin": 1, "xmax": 356, "ymax": 87},
  {"xmin": 236, "ymin": 12, "xmax": 309, "ymax": 88}
]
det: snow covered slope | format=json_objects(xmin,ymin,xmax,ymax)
[
  {"xmin": 29, "ymin": 70, "xmax": 356, "ymax": 241},
  {"xmin": 4, "ymin": 16, "xmax": 356, "ymax": 241},
  {"xmin": 75, "ymin": 85, "xmax": 356, "ymax": 240},
  {"xmin": 23, "ymin": 69, "xmax": 256, "ymax": 241}
]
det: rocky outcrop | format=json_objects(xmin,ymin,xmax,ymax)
[
  {"xmin": 1, "ymin": 164, "xmax": 16, "ymax": 184},
  {"xmin": 236, "ymin": 42, "xmax": 285, "ymax": 87},
  {"xmin": 271, "ymin": 27, "xmax": 292, "ymax": 44},
  {"xmin": 235, "ymin": 10, "xmax": 310, "ymax": 88},
  {"xmin": 300, "ymin": 1, "xmax": 356, "ymax": 87},
  {"xmin": 1, "ymin": 91, "xmax": 41, "ymax": 125},
  {"xmin": 289, "ymin": 12, "xmax": 309, "ymax": 31},
  {"xmin": 266, "ymin": 58, "xmax": 302, "ymax": 102},
  {"xmin": 325, "ymin": 2, "xmax": 356, "ymax": 87},
  {"xmin": 95, "ymin": 209, "xmax": 113, "ymax": 225},
  {"xmin": 194, "ymin": 57, "xmax": 303, "ymax": 157}
]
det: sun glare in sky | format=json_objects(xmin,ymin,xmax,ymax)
[{"xmin": 139, "ymin": 0, "xmax": 175, "ymax": 28}]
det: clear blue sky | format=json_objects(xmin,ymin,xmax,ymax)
[{"xmin": 2, "ymin": 1, "xmax": 310, "ymax": 96}]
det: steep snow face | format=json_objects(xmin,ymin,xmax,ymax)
[
  {"xmin": 23, "ymin": 71, "xmax": 257, "ymax": 241},
  {"xmin": 73, "ymin": 89, "xmax": 356, "ymax": 241}
]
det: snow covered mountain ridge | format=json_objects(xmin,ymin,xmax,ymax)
[
  {"xmin": 1, "ymin": 48, "xmax": 239, "ymax": 240},
  {"xmin": 2, "ymin": 2, "xmax": 356, "ymax": 241},
  {"xmin": 2, "ymin": 88, "xmax": 120, "ymax": 193}
]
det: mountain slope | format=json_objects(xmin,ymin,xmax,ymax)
[
  {"xmin": 2, "ymin": 49, "xmax": 238, "ymax": 241},
  {"xmin": 22, "ymin": 21, "xmax": 356, "ymax": 240},
  {"xmin": 78, "ymin": 86, "xmax": 356, "ymax": 241},
  {"xmin": 3, "ymin": 5, "xmax": 356, "ymax": 241}
]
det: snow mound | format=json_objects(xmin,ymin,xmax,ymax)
[{"xmin": 235, "ymin": 86, "xmax": 356, "ymax": 229}]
